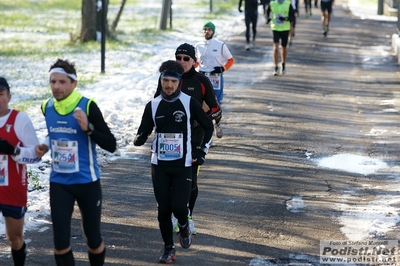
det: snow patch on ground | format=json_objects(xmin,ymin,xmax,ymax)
[
  {"xmin": 286, "ymin": 196, "xmax": 306, "ymax": 213},
  {"xmin": 317, "ymin": 154, "xmax": 387, "ymax": 176}
]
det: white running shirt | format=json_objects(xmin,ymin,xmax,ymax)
[
  {"xmin": 0, "ymin": 109, "xmax": 40, "ymax": 164},
  {"xmin": 195, "ymin": 38, "xmax": 233, "ymax": 73}
]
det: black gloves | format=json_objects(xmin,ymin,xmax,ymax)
[
  {"xmin": 238, "ymin": 8, "xmax": 243, "ymax": 12},
  {"xmin": 211, "ymin": 109, "xmax": 222, "ymax": 125},
  {"xmin": 211, "ymin": 66, "xmax": 224, "ymax": 74},
  {"xmin": 193, "ymin": 148, "xmax": 206, "ymax": 165},
  {"xmin": 278, "ymin": 16, "xmax": 287, "ymax": 21},
  {"xmin": 134, "ymin": 132, "xmax": 147, "ymax": 146},
  {"xmin": 266, "ymin": 17, "xmax": 271, "ymax": 24},
  {"xmin": 0, "ymin": 139, "xmax": 15, "ymax": 155}
]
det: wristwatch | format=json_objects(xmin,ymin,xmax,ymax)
[
  {"xmin": 85, "ymin": 123, "xmax": 94, "ymax": 133},
  {"xmin": 13, "ymin": 147, "xmax": 21, "ymax": 156}
]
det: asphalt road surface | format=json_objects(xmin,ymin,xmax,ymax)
[{"xmin": 1, "ymin": 0, "xmax": 400, "ymax": 265}]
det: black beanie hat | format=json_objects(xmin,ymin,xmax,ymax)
[
  {"xmin": 0, "ymin": 77, "xmax": 10, "ymax": 91},
  {"xmin": 175, "ymin": 43, "xmax": 196, "ymax": 62}
]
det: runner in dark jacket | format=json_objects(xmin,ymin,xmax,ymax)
[
  {"xmin": 154, "ymin": 43, "xmax": 222, "ymax": 235},
  {"xmin": 239, "ymin": 0, "xmax": 260, "ymax": 50},
  {"xmin": 136, "ymin": 60, "xmax": 213, "ymax": 263}
]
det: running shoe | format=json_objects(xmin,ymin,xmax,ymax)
[
  {"xmin": 245, "ymin": 45, "xmax": 250, "ymax": 51},
  {"xmin": 323, "ymin": 27, "xmax": 329, "ymax": 37},
  {"xmin": 188, "ymin": 216, "xmax": 197, "ymax": 235},
  {"xmin": 281, "ymin": 63, "xmax": 286, "ymax": 75},
  {"xmin": 171, "ymin": 214, "xmax": 179, "ymax": 233},
  {"xmin": 178, "ymin": 223, "xmax": 192, "ymax": 249},
  {"xmin": 273, "ymin": 67, "xmax": 279, "ymax": 76},
  {"xmin": 158, "ymin": 246, "xmax": 176, "ymax": 264},
  {"xmin": 215, "ymin": 123, "xmax": 223, "ymax": 138}
]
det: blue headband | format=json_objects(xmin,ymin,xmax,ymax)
[{"xmin": 161, "ymin": 71, "xmax": 182, "ymax": 80}]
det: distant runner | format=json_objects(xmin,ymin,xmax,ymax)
[
  {"xmin": 304, "ymin": 0, "xmax": 313, "ymax": 17},
  {"xmin": 321, "ymin": 0, "xmax": 334, "ymax": 36},
  {"xmin": 266, "ymin": 0, "xmax": 295, "ymax": 75}
]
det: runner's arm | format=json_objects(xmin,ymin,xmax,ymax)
[
  {"xmin": 200, "ymin": 77, "xmax": 222, "ymax": 123},
  {"xmin": 288, "ymin": 5, "xmax": 295, "ymax": 22},
  {"xmin": 13, "ymin": 112, "xmax": 41, "ymax": 164},
  {"xmin": 223, "ymin": 57, "xmax": 235, "ymax": 71},
  {"xmin": 134, "ymin": 102, "xmax": 154, "ymax": 146},
  {"xmin": 87, "ymin": 101, "xmax": 117, "ymax": 153},
  {"xmin": 191, "ymin": 99, "xmax": 214, "ymax": 151}
]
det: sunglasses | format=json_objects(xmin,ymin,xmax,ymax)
[{"xmin": 176, "ymin": 56, "xmax": 191, "ymax": 62}]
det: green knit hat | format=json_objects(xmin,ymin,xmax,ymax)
[{"xmin": 203, "ymin": 21, "xmax": 215, "ymax": 34}]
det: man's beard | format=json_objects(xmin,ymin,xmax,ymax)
[{"xmin": 205, "ymin": 34, "xmax": 213, "ymax": 40}]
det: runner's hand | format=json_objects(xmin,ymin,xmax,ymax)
[
  {"xmin": 35, "ymin": 144, "xmax": 49, "ymax": 158},
  {"xmin": 134, "ymin": 132, "xmax": 147, "ymax": 146},
  {"xmin": 193, "ymin": 148, "xmax": 206, "ymax": 165},
  {"xmin": 211, "ymin": 66, "xmax": 224, "ymax": 74},
  {"xmin": 211, "ymin": 109, "xmax": 222, "ymax": 124},
  {"xmin": 73, "ymin": 107, "xmax": 90, "ymax": 132},
  {"xmin": 0, "ymin": 139, "xmax": 15, "ymax": 155},
  {"xmin": 278, "ymin": 16, "xmax": 286, "ymax": 21}
]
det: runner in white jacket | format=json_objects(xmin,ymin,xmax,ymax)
[
  {"xmin": 195, "ymin": 21, "xmax": 235, "ymax": 106},
  {"xmin": 0, "ymin": 77, "xmax": 41, "ymax": 266}
]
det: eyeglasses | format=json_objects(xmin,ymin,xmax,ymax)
[{"xmin": 176, "ymin": 56, "xmax": 191, "ymax": 62}]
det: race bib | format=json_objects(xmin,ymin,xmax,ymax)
[
  {"xmin": 51, "ymin": 139, "xmax": 79, "ymax": 173},
  {"xmin": 0, "ymin": 155, "xmax": 9, "ymax": 186},
  {"xmin": 205, "ymin": 73, "xmax": 221, "ymax": 91},
  {"xmin": 157, "ymin": 133, "xmax": 184, "ymax": 161}
]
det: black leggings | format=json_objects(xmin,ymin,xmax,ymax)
[
  {"xmin": 305, "ymin": 0, "xmax": 312, "ymax": 13},
  {"xmin": 151, "ymin": 164, "xmax": 192, "ymax": 246},
  {"xmin": 50, "ymin": 180, "xmax": 103, "ymax": 250},
  {"xmin": 188, "ymin": 162, "xmax": 200, "ymax": 216},
  {"xmin": 188, "ymin": 140, "xmax": 201, "ymax": 216},
  {"xmin": 245, "ymin": 10, "xmax": 258, "ymax": 43}
]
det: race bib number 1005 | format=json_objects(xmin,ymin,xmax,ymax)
[{"xmin": 158, "ymin": 133, "xmax": 184, "ymax": 161}]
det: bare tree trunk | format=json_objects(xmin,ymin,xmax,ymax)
[
  {"xmin": 111, "ymin": 0, "xmax": 127, "ymax": 32},
  {"xmin": 81, "ymin": 0, "xmax": 97, "ymax": 42}
]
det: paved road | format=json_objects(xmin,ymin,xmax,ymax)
[{"xmin": 1, "ymin": 0, "xmax": 399, "ymax": 265}]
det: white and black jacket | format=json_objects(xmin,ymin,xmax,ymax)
[{"xmin": 134, "ymin": 91, "xmax": 214, "ymax": 167}]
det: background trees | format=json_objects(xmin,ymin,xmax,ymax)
[{"xmin": 81, "ymin": 0, "xmax": 109, "ymax": 43}]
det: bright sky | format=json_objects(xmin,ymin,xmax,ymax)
[{"xmin": 0, "ymin": 0, "xmax": 398, "ymax": 264}]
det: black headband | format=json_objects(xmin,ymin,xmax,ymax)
[{"xmin": 161, "ymin": 71, "xmax": 182, "ymax": 80}]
